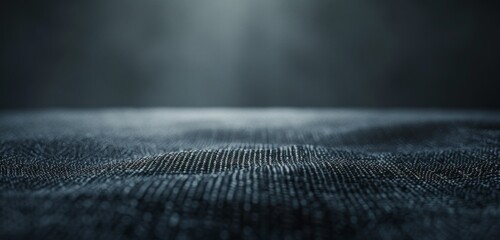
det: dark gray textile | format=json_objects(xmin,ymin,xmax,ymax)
[{"xmin": 1, "ymin": 109, "xmax": 499, "ymax": 239}]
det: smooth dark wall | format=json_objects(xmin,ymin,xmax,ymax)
[{"xmin": 1, "ymin": 0, "xmax": 499, "ymax": 109}]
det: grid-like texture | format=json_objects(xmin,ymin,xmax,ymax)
[{"xmin": 1, "ymin": 109, "xmax": 499, "ymax": 239}]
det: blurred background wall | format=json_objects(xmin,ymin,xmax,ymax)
[{"xmin": 1, "ymin": 0, "xmax": 499, "ymax": 109}]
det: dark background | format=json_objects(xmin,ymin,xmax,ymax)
[{"xmin": 1, "ymin": 0, "xmax": 499, "ymax": 109}]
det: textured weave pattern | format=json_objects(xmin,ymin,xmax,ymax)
[{"xmin": 1, "ymin": 109, "xmax": 499, "ymax": 239}]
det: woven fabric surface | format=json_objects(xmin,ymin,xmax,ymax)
[{"xmin": 1, "ymin": 109, "xmax": 499, "ymax": 239}]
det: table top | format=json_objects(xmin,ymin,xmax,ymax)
[{"xmin": 1, "ymin": 109, "xmax": 499, "ymax": 239}]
